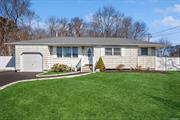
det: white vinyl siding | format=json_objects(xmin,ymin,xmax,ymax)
[
  {"xmin": 15, "ymin": 45, "xmax": 157, "ymax": 72},
  {"xmin": 150, "ymin": 48, "xmax": 156, "ymax": 56},
  {"xmin": 49, "ymin": 47, "xmax": 82, "ymax": 69},
  {"xmin": 15, "ymin": 45, "xmax": 49, "ymax": 71},
  {"xmin": 102, "ymin": 47, "xmax": 138, "ymax": 69}
]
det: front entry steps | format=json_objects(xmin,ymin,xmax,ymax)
[{"xmin": 82, "ymin": 64, "xmax": 93, "ymax": 72}]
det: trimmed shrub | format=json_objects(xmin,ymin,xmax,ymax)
[
  {"xmin": 51, "ymin": 64, "xmax": 72, "ymax": 72},
  {"xmin": 116, "ymin": 64, "xmax": 125, "ymax": 71},
  {"xmin": 96, "ymin": 57, "xmax": 106, "ymax": 72}
]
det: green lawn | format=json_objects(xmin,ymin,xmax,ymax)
[
  {"xmin": 0, "ymin": 72, "xmax": 180, "ymax": 120},
  {"xmin": 42, "ymin": 71, "xmax": 64, "ymax": 75}
]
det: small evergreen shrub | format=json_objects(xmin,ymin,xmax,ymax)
[
  {"xmin": 96, "ymin": 57, "xmax": 106, "ymax": 72},
  {"xmin": 51, "ymin": 64, "xmax": 72, "ymax": 72}
]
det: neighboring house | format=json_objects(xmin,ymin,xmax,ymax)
[{"xmin": 7, "ymin": 37, "xmax": 165, "ymax": 72}]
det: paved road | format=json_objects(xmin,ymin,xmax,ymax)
[{"xmin": 0, "ymin": 71, "xmax": 38, "ymax": 87}]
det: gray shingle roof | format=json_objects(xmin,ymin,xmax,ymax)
[{"xmin": 7, "ymin": 37, "xmax": 165, "ymax": 47}]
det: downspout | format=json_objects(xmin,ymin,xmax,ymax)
[
  {"xmin": 92, "ymin": 47, "xmax": 95, "ymax": 72},
  {"xmin": 154, "ymin": 48, "xmax": 156, "ymax": 71},
  {"xmin": 81, "ymin": 46, "xmax": 84, "ymax": 72},
  {"xmin": 137, "ymin": 47, "xmax": 139, "ymax": 69}
]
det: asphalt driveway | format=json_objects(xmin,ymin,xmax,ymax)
[{"xmin": 0, "ymin": 71, "xmax": 38, "ymax": 87}]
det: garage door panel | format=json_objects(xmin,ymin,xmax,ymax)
[{"xmin": 21, "ymin": 54, "xmax": 42, "ymax": 72}]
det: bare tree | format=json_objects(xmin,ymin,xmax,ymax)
[
  {"xmin": 57, "ymin": 18, "xmax": 69, "ymax": 37},
  {"xmin": 158, "ymin": 38, "xmax": 172, "ymax": 46},
  {"xmin": 47, "ymin": 17, "xmax": 59, "ymax": 37},
  {"xmin": 32, "ymin": 28, "xmax": 48, "ymax": 39},
  {"xmin": 120, "ymin": 17, "xmax": 132, "ymax": 38},
  {"xmin": 69, "ymin": 17, "xmax": 86, "ymax": 37},
  {"xmin": 24, "ymin": 11, "xmax": 36, "ymax": 36},
  {"xmin": 0, "ymin": 17, "xmax": 17, "ymax": 55},
  {"xmin": 91, "ymin": 6, "xmax": 123, "ymax": 37},
  {"xmin": 17, "ymin": 11, "xmax": 37, "ymax": 40},
  {"xmin": 130, "ymin": 21, "xmax": 147, "ymax": 40},
  {"xmin": 0, "ymin": 0, "xmax": 34, "ymax": 55},
  {"xmin": 0, "ymin": 0, "xmax": 32, "ymax": 24},
  {"xmin": 113, "ymin": 15, "xmax": 123, "ymax": 37},
  {"xmin": 90, "ymin": 6, "xmax": 148, "ymax": 39}
]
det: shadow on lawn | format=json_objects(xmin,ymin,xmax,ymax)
[{"xmin": 147, "ymin": 95, "xmax": 180, "ymax": 111}]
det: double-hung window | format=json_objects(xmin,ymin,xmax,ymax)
[
  {"xmin": 57, "ymin": 47, "xmax": 78, "ymax": 58},
  {"xmin": 63, "ymin": 47, "xmax": 72, "ymax": 57},
  {"xmin": 141, "ymin": 48, "xmax": 148, "ymax": 56},
  {"xmin": 57, "ymin": 47, "xmax": 62, "ymax": 57},
  {"xmin": 114, "ymin": 48, "xmax": 121, "ymax": 55},
  {"xmin": 105, "ymin": 48, "xmax": 113, "ymax": 55},
  {"xmin": 105, "ymin": 48, "xmax": 121, "ymax": 56},
  {"xmin": 72, "ymin": 47, "xmax": 78, "ymax": 57}
]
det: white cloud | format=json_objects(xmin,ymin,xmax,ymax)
[
  {"xmin": 31, "ymin": 20, "xmax": 47, "ymax": 29},
  {"xmin": 156, "ymin": 4, "xmax": 180, "ymax": 14},
  {"xmin": 84, "ymin": 13, "xmax": 93, "ymax": 22},
  {"xmin": 161, "ymin": 16, "xmax": 180, "ymax": 26},
  {"xmin": 24, "ymin": 19, "xmax": 47, "ymax": 29},
  {"xmin": 173, "ymin": 4, "xmax": 180, "ymax": 12}
]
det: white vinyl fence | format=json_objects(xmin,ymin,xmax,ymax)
[
  {"xmin": 0, "ymin": 56, "xmax": 15, "ymax": 70},
  {"xmin": 156, "ymin": 57, "xmax": 180, "ymax": 71}
]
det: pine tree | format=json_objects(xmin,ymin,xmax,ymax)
[{"xmin": 96, "ymin": 57, "xmax": 106, "ymax": 72}]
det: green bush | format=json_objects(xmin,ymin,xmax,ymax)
[
  {"xmin": 51, "ymin": 64, "xmax": 72, "ymax": 72},
  {"xmin": 96, "ymin": 57, "xmax": 106, "ymax": 72}
]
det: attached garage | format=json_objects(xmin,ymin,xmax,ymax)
[{"xmin": 20, "ymin": 53, "xmax": 43, "ymax": 72}]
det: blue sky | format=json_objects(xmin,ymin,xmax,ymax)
[{"xmin": 31, "ymin": 0, "xmax": 180, "ymax": 45}]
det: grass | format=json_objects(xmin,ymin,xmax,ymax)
[
  {"xmin": 42, "ymin": 71, "xmax": 64, "ymax": 75},
  {"xmin": 0, "ymin": 72, "xmax": 180, "ymax": 120}
]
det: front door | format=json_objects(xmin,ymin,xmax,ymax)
[{"xmin": 83, "ymin": 47, "xmax": 93, "ymax": 65}]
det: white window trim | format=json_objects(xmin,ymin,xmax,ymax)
[
  {"xmin": 105, "ymin": 47, "xmax": 121, "ymax": 56},
  {"xmin": 105, "ymin": 48, "xmax": 113, "ymax": 56},
  {"xmin": 56, "ymin": 47, "xmax": 78, "ymax": 58},
  {"xmin": 141, "ymin": 48, "xmax": 148, "ymax": 56},
  {"xmin": 113, "ymin": 48, "xmax": 121, "ymax": 56}
]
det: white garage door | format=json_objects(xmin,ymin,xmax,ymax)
[{"xmin": 21, "ymin": 53, "xmax": 43, "ymax": 72}]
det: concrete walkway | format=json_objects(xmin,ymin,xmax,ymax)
[{"xmin": 0, "ymin": 72, "xmax": 92, "ymax": 90}]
